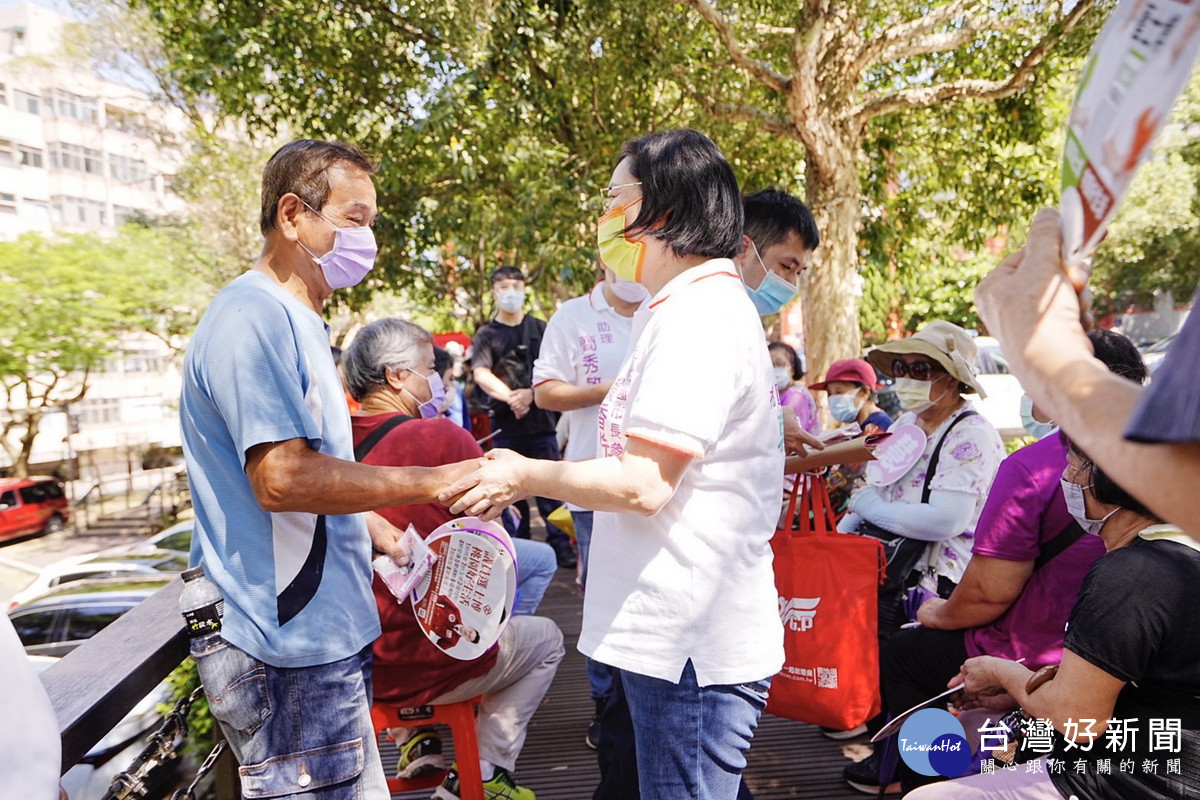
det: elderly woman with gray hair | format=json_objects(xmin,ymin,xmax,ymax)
[{"xmin": 343, "ymin": 317, "xmax": 564, "ymax": 800}]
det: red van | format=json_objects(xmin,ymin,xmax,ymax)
[{"xmin": 0, "ymin": 477, "xmax": 70, "ymax": 540}]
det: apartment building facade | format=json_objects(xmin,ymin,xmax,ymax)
[{"xmin": 0, "ymin": 2, "xmax": 187, "ymax": 476}]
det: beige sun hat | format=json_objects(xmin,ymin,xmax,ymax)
[{"xmin": 866, "ymin": 320, "xmax": 987, "ymax": 398}]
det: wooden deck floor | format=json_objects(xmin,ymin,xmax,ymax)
[{"xmin": 384, "ymin": 565, "xmax": 867, "ymax": 799}]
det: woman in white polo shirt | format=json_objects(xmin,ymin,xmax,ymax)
[{"xmin": 443, "ymin": 129, "xmax": 785, "ymax": 799}]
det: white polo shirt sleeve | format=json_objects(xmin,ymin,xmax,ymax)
[
  {"xmin": 621, "ymin": 300, "xmax": 742, "ymax": 459},
  {"xmin": 532, "ymin": 304, "xmax": 576, "ymax": 386}
]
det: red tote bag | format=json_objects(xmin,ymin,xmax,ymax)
[{"xmin": 765, "ymin": 473, "xmax": 886, "ymax": 729}]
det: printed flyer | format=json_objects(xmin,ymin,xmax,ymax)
[
  {"xmin": 411, "ymin": 517, "xmax": 517, "ymax": 661},
  {"xmin": 1060, "ymin": 0, "xmax": 1200, "ymax": 271}
]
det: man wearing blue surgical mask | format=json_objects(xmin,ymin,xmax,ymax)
[{"xmin": 733, "ymin": 189, "xmax": 819, "ymax": 317}]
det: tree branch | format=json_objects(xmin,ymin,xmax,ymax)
[
  {"xmin": 857, "ymin": 0, "xmax": 983, "ymax": 72},
  {"xmin": 681, "ymin": 0, "xmax": 792, "ymax": 94},
  {"xmin": 851, "ymin": 0, "xmax": 1096, "ymax": 123},
  {"xmin": 876, "ymin": 15, "xmax": 1020, "ymax": 64},
  {"xmin": 705, "ymin": 100, "xmax": 799, "ymax": 140}
]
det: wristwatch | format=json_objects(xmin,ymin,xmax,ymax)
[{"xmin": 1025, "ymin": 664, "xmax": 1060, "ymax": 694}]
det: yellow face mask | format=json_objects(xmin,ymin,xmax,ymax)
[{"xmin": 597, "ymin": 203, "xmax": 646, "ymax": 283}]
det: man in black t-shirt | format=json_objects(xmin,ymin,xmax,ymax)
[{"xmin": 471, "ymin": 266, "xmax": 575, "ymax": 567}]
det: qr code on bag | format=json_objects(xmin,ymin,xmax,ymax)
[{"xmin": 817, "ymin": 667, "xmax": 839, "ymax": 689}]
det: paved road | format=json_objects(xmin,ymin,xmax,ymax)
[{"xmin": 0, "ymin": 527, "xmax": 153, "ymax": 605}]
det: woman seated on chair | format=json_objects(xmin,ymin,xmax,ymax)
[
  {"xmin": 343, "ymin": 317, "xmax": 565, "ymax": 800},
  {"xmin": 908, "ymin": 437, "xmax": 1200, "ymax": 800}
]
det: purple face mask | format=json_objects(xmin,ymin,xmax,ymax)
[
  {"xmin": 300, "ymin": 201, "xmax": 377, "ymax": 289},
  {"xmin": 410, "ymin": 371, "xmax": 447, "ymax": 419}
]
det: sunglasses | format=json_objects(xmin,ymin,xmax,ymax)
[{"xmin": 892, "ymin": 359, "xmax": 945, "ymax": 382}]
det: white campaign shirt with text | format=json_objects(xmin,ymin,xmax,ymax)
[
  {"xmin": 532, "ymin": 283, "xmax": 635, "ymax": 512},
  {"xmin": 580, "ymin": 259, "xmax": 786, "ymax": 687}
]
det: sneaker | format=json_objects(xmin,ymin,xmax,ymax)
[
  {"xmin": 432, "ymin": 765, "xmax": 536, "ymax": 800},
  {"xmin": 391, "ymin": 727, "xmax": 445, "ymax": 780},
  {"xmin": 820, "ymin": 722, "xmax": 869, "ymax": 740},
  {"xmin": 842, "ymin": 752, "xmax": 901, "ymax": 796},
  {"xmin": 585, "ymin": 698, "xmax": 604, "ymax": 750}
]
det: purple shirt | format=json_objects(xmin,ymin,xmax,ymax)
[
  {"xmin": 780, "ymin": 385, "xmax": 819, "ymax": 434},
  {"xmin": 963, "ymin": 434, "xmax": 1107, "ymax": 667}
]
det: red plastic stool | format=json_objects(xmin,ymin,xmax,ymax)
[{"xmin": 371, "ymin": 698, "xmax": 485, "ymax": 800}]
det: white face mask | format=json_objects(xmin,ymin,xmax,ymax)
[
  {"xmin": 496, "ymin": 288, "xmax": 525, "ymax": 314},
  {"xmin": 1060, "ymin": 478, "xmax": 1118, "ymax": 535},
  {"xmin": 773, "ymin": 367, "xmax": 793, "ymax": 392},
  {"xmin": 610, "ymin": 276, "xmax": 649, "ymax": 303},
  {"xmin": 893, "ymin": 377, "xmax": 935, "ymax": 413}
]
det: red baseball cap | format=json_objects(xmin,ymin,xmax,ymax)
[{"xmin": 808, "ymin": 358, "xmax": 880, "ymax": 392}]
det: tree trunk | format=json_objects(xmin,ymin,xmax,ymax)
[
  {"xmin": 14, "ymin": 411, "xmax": 42, "ymax": 479},
  {"xmin": 802, "ymin": 137, "xmax": 865, "ymax": 387}
]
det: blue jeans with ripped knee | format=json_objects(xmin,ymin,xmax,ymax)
[{"xmin": 190, "ymin": 634, "xmax": 388, "ymax": 799}]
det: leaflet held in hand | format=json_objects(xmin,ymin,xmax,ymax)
[{"xmin": 1060, "ymin": 0, "xmax": 1200, "ymax": 273}]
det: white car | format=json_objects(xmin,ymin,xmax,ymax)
[
  {"xmin": 970, "ymin": 336, "xmax": 1026, "ymax": 441},
  {"xmin": 30, "ymin": 647, "xmax": 178, "ymax": 798},
  {"xmin": 118, "ymin": 518, "xmax": 194, "ymax": 557},
  {"xmin": 7, "ymin": 549, "xmax": 188, "ymax": 612}
]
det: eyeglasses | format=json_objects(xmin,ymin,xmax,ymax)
[
  {"xmin": 600, "ymin": 181, "xmax": 643, "ymax": 206},
  {"xmin": 891, "ymin": 359, "xmax": 945, "ymax": 382}
]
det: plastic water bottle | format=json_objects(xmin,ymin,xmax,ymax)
[{"xmin": 180, "ymin": 565, "xmax": 224, "ymax": 638}]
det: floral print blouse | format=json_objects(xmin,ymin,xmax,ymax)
[{"xmin": 880, "ymin": 406, "xmax": 1004, "ymax": 585}]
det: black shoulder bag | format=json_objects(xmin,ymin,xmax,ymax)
[
  {"xmin": 353, "ymin": 413, "xmax": 412, "ymax": 462},
  {"xmin": 490, "ymin": 318, "xmax": 536, "ymax": 392},
  {"xmin": 856, "ymin": 409, "xmax": 978, "ymax": 600}
]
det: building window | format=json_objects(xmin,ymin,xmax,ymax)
[
  {"xmin": 49, "ymin": 90, "xmax": 99, "ymax": 124},
  {"xmin": 18, "ymin": 146, "xmax": 43, "ymax": 168},
  {"xmin": 0, "ymin": 82, "xmax": 7, "ymax": 105},
  {"xmin": 0, "ymin": 139, "xmax": 13, "ymax": 166},
  {"xmin": 48, "ymin": 143, "xmax": 104, "ymax": 175},
  {"xmin": 12, "ymin": 90, "xmax": 40, "ymax": 115},
  {"xmin": 104, "ymin": 105, "xmax": 144, "ymax": 136},
  {"xmin": 110, "ymin": 154, "xmax": 149, "ymax": 184},
  {"xmin": 77, "ymin": 397, "xmax": 121, "ymax": 426},
  {"xmin": 0, "ymin": 193, "xmax": 17, "ymax": 214},
  {"xmin": 50, "ymin": 196, "xmax": 107, "ymax": 227}
]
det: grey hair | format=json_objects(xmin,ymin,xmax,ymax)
[{"xmin": 342, "ymin": 318, "xmax": 433, "ymax": 401}]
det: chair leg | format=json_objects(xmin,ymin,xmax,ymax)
[{"xmin": 445, "ymin": 702, "xmax": 485, "ymax": 800}]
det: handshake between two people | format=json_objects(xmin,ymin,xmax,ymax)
[{"xmin": 438, "ymin": 448, "xmax": 531, "ymax": 521}]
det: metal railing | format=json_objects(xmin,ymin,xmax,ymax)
[
  {"xmin": 72, "ymin": 472, "xmax": 190, "ymax": 532},
  {"xmin": 42, "ymin": 580, "xmax": 188, "ymax": 770}
]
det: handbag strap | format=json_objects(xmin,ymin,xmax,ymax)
[
  {"xmin": 353, "ymin": 413, "xmax": 413, "ymax": 462},
  {"xmin": 1033, "ymin": 519, "xmax": 1086, "ymax": 571},
  {"xmin": 920, "ymin": 409, "xmax": 978, "ymax": 504},
  {"xmin": 784, "ymin": 473, "xmax": 838, "ymax": 537}
]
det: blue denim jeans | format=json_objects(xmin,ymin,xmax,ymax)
[
  {"xmin": 190, "ymin": 634, "xmax": 388, "ymax": 799},
  {"xmin": 571, "ymin": 510, "xmax": 595, "ymax": 584},
  {"xmin": 570, "ymin": 510, "xmax": 614, "ymax": 700},
  {"xmin": 620, "ymin": 660, "xmax": 770, "ymax": 800},
  {"xmin": 511, "ymin": 537, "xmax": 555, "ymax": 615}
]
